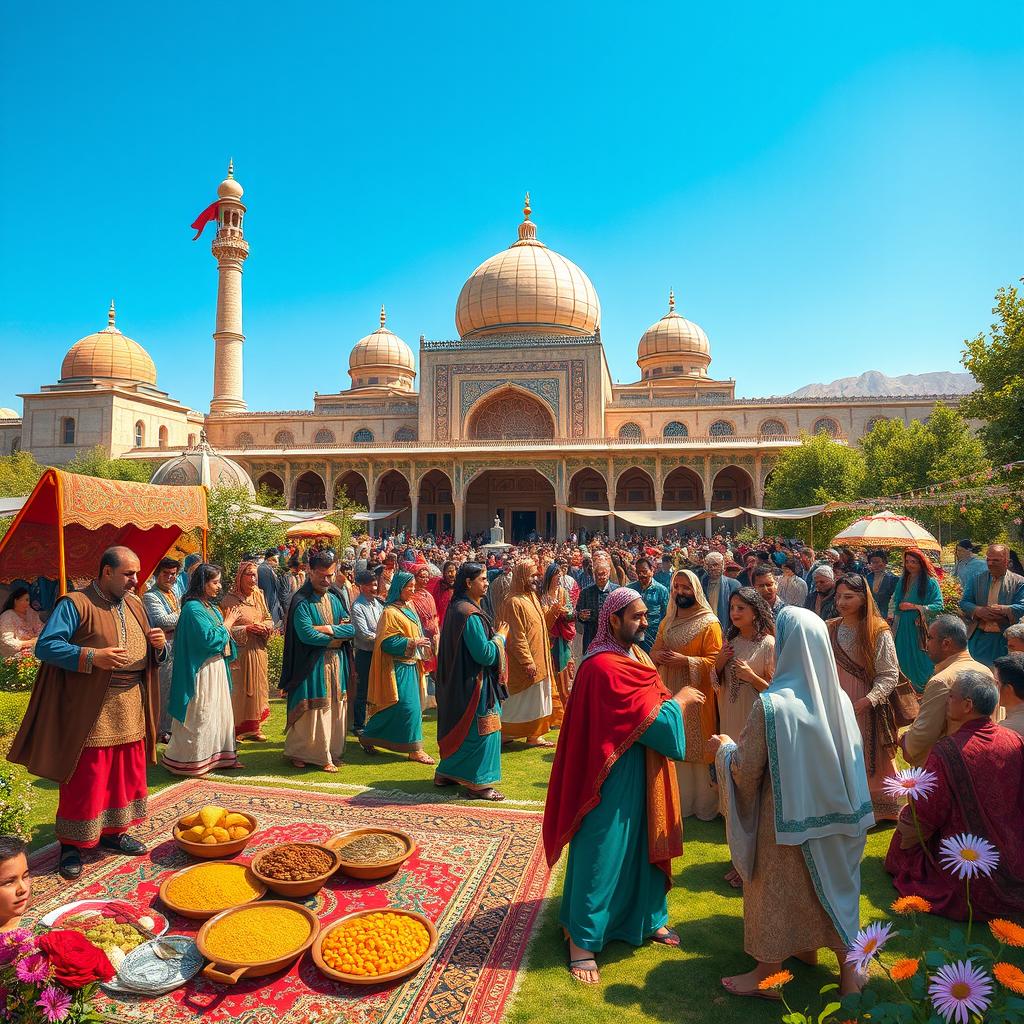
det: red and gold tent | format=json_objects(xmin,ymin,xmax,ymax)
[{"xmin": 0, "ymin": 470, "xmax": 208, "ymax": 593}]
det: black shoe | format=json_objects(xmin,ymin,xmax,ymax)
[
  {"xmin": 100, "ymin": 833, "xmax": 147, "ymax": 856},
  {"xmin": 58, "ymin": 845, "xmax": 82, "ymax": 880}
]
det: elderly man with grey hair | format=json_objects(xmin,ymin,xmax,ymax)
[
  {"xmin": 885, "ymin": 667, "xmax": 1024, "ymax": 920},
  {"xmin": 1005, "ymin": 623, "xmax": 1024, "ymax": 654},
  {"xmin": 698, "ymin": 551, "xmax": 739, "ymax": 630},
  {"xmin": 901, "ymin": 613, "xmax": 993, "ymax": 767},
  {"xmin": 803, "ymin": 564, "xmax": 838, "ymax": 620},
  {"xmin": 960, "ymin": 543, "xmax": 1024, "ymax": 667}
]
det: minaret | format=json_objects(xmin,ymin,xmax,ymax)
[{"xmin": 210, "ymin": 159, "xmax": 249, "ymax": 413}]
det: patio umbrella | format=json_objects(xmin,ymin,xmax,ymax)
[
  {"xmin": 285, "ymin": 519, "xmax": 341, "ymax": 542},
  {"xmin": 831, "ymin": 509, "xmax": 940, "ymax": 555}
]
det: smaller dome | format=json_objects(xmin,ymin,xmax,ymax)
[
  {"xmin": 151, "ymin": 430, "xmax": 255, "ymax": 495},
  {"xmin": 637, "ymin": 290, "xmax": 711, "ymax": 378},
  {"xmin": 217, "ymin": 159, "xmax": 244, "ymax": 200},
  {"xmin": 348, "ymin": 307, "xmax": 416, "ymax": 387},
  {"xmin": 60, "ymin": 302, "xmax": 158, "ymax": 386},
  {"xmin": 0, "ymin": 408, "xmax": 18, "ymax": 419}
]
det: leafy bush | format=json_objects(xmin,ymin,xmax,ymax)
[
  {"xmin": 267, "ymin": 632, "xmax": 284, "ymax": 694},
  {"xmin": 0, "ymin": 652, "xmax": 38, "ymax": 692}
]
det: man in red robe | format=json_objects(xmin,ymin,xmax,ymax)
[{"xmin": 885, "ymin": 669, "xmax": 1024, "ymax": 919}]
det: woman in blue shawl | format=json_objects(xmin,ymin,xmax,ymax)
[
  {"xmin": 710, "ymin": 606, "xmax": 872, "ymax": 1000},
  {"xmin": 361, "ymin": 571, "xmax": 435, "ymax": 763}
]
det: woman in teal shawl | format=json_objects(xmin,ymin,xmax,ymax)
[
  {"xmin": 710, "ymin": 606, "xmax": 872, "ymax": 999},
  {"xmin": 163, "ymin": 563, "xmax": 244, "ymax": 776},
  {"xmin": 890, "ymin": 548, "xmax": 944, "ymax": 692},
  {"xmin": 361, "ymin": 571, "xmax": 436, "ymax": 763}
]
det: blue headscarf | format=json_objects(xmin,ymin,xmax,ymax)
[{"xmin": 386, "ymin": 570, "xmax": 414, "ymax": 606}]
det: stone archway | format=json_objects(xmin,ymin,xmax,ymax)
[
  {"xmin": 662, "ymin": 466, "xmax": 705, "ymax": 511},
  {"xmin": 613, "ymin": 468, "xmax": 656, "ymax": 536},
  {"xmin": 375, "ymin": 470, "xmax": 411, "ymax": 534},
  {"xmin": 466, "ymin": 387, "xmax": 555, "ymax": 441},
  {"xmin": 567, "ymin": 468, "xmax": 609, "ymax": 537},
  {"xmin": 256, "ymin": 472, "xmax": 284, "ymax": 499},
  {"xmin": 334, "ymin": 470, "xmax": 368, "ymax": 509},
  {"xmin": 711, "ymin": 466, "xmax": 754, "ymax": 530},
  {"xmin": 465, "ymin": 469, "xmax": 556, "ymax": 541},
  {"xmin": 294, "ymin": 471, "xmax": 326, "ymax": 510},
  {"xmin": 418, "ymin": 469, "xmax": 454, "ymax": 537}
]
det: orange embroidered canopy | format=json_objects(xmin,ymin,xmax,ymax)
[{"xmin": 0, "ymin": 470, "xmax": 208, "ymax": 592}]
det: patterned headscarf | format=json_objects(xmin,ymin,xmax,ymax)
[
  {"xmin": 386, "ymin": 570, "xmax": 414, "ymax": 605},
  {"xmin": 581, "ymin": 586, "xmax": 646, "ymax": 662}
]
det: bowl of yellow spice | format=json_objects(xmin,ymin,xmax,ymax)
[
  {"xmin": 197, "ymin": 902, "xmax": 320, "ymax": 985},
  {"xmin": 159, "ymin": 861, "xmax": 267, "ymax": 921}
]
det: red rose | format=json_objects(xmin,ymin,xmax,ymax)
[{"xmin": 37, "ymin": 930, "xmax": 115, "ymax": 988}]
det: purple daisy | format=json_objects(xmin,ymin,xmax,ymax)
[
  {"xmin": 36, "ymin": 985, "xmax": 73, "ymax": 1024},
  {"xmin": 928, "ymin": 960, "xmax": 992, "ymax": 1024},
  {"xmin": 845, "ymin": 921, "xmax": 893, "ymax": 973},
  {"xmin": 938, "ymin": 833, "xmax": 1000, "ymax": 880},
  {"xmin": 15, "ymin": 951, "xmax": 50, "ymax": 985},
  {"xmin": 881, "ymin": 767, "xmax": 938, "ymax": 802}
]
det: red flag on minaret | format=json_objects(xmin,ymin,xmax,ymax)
[{"xmin": 190, "ymin": 200, "xmax": 220, "ymax": 240}]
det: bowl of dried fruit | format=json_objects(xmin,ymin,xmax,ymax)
[
  {"xmin": 249, "ymin": 842, "xmax": 342, "ymax": 898},
  {"xmin": 325, "ymin": 829, "xmax": 416, "ymax": 881},
  {"xmin": 174, "ymin": 804, "xmax": 257, "ymax": 859}
]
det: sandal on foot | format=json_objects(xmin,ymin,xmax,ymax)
[
  {"xmin": 651, "ymin": 927, "xmax": 681, "ymax": 947},
  {"xmin": 568, "ymin": 957, "xmax": 600, "ymax": 985},
  {"xmin": 322, "ymin": 763, "xmax": 339, "ymax": 773},
  {"xmin": 359, "ymin": 742, "xmax": 377, "ymax": 755},
  {"xmin": 434, "ymin": 774, "xmax": 457, "ymax": 787},
  {"xmin": 721, "ymin": 977, "xmax": 782, "ymax": 1001},
  {"xmin": 527, "ymin": 738, "xmax": 555, "ymax": 748},
  {"xmin": 291, "ymin": 759, "xmax": 306, "ymax": 769},
  {"xmin": 724, "ymin": 868, "xmax": 743, "ymax": 889},
  {"xmin": 466, "ymin": 787, "xmax": 505, "ymax": 801},
  {"xmin": 409, "ymin": 752, "xmax": 436, "ymax": 765}
]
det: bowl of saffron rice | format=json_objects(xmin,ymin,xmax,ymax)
[
  {"xmin": 197, "ymin": 901, "xmax": 320, "ymax": 984},
  {"xmin": 158, "ymin": 861, "xmax": 267, "ymax": 921},
  {"xmin": 325, "ymin": 829, "xmax": 416, "ymax": 880}
]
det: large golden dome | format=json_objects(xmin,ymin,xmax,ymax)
[
  {"xmin": 455, "ymin": 197, "xmax": 600, "ymax": 339},
  {"xmin": 348, "ymin": 306, "xmax": 416, "ymax": 390},
  {"xmin": 637, "ymin": 291, "xmax": 711, "ymax": 379},
  {"xmin": 60, "ymin": 302, "xmax": 158, "ymax": 386}
]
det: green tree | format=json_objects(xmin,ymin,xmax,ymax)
[
  {"xmin": 63, "ymin": 445, "xmax": 156, "ymax": 483},
  {"xmin": 859, "ymin": 404, "xmax": 1005, "ymax": 543},
  {"xmin": 763, "ymin": 432, "xmax": 866, "ymax": 542},
  {"xmin": 205, "ymin": 485, "xmax": 285, "ymax": 580},
  {"xmin": 322, "ymin": 483, "xmax": 367, "ymax": 555},
  {"xmin": 960, "ymin": 285, "xmax": 1024, "ymax": 464},
  {"xmin": 0, "ymin": 451, "xmax": 44, "ymax": 498}
]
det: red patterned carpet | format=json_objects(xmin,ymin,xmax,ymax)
[{"xmin": 29, "ymin": 780, "xmax": 553, "ymax": 1024}]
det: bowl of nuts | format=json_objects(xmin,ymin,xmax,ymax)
[{"xmin": 249, "ymin": 842, "xmax": 342, "ymax": 898}]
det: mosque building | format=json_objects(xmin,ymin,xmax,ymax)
[{"xmin": 0, "ymin": 165, "xmax": 963, "ymax": 542}]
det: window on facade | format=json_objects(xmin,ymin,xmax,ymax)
[
  {"xmin": 618, "ymin": 422, "xmax": 643, "ymax": 441},
  {"xmin": 134, "ymin": 421, "xmax": 145, "ymax": 447},
  {"xmin": 274, "ymin": 430, "xmax": 295, "ymax": 445},
  {"xmin": 759, "ymin": 419, "xmax": 786, "ymax": 436},
  {"xmin": 709, "ymin": 420, "xmax": 735, "ymax": 437},
  {"xmin": 313, "ymin": 429, "xmax": 335, "ymax": 445},
  {"xmin": 653, "ymin": 367, "xmax": 663, "ymax": 376},
  {"xmin": 187, "ymin": 433, "xmax": 197, "ymax": 447},
  {"xmin": 394, "ymin": 426, "xmax": 416, "ymax": 441},
  {"xmin": 352, "ymin": 428, "xmax": 374, "ymax": 443},
  {"xmin": 235, "ymin": 431, "xmax": 254, "ymax": 448},
  {"xmin": 158, "ymin": 425, "xmax": 168, "ymax": 448},
  {"xmin": 813, "ymin": 417, "xmax": 841, "ymax": 438},
  {"xmin": 61, "ymin": 418, "xmax": 76, "ymax": 445},
  {"xmin": 367, "ymin": 377, "xmax": 379, "ymax": 385},
  {"xmin": 11, "ymin": 436, "xmax": 20, "ymax": 454},
  {"xmin": 663, "ymin": 421, "xmax": 688, "ymax": 438},
  {"xmin": 690, "ymin": 366, "xmax": 699, "ymax": 374}
]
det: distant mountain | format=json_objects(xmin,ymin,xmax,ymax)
[{"xmin": 786, "ymin": 370, "xmax": 977, "ymax": 399}]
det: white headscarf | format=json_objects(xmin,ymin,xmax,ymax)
[{"xmin": 658, "ymin": 569, "xmax": 716, "ymax": 637}]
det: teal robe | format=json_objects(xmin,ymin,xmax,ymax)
[
  {"xmin": 362, "ymin": 607, "xmax": 425, "ymax": 752},
  {"xmin": 285, "ymin": 591, "xmax": 353, "ymax": 729},
  {"xmin": 169, "ymin": 601, "xmax": 237, "ymax": 724},
  {"xmin": 436, "ymin": 615, "xmax": 502, "ymax": 787},
  {"xmin": 561, "ymin": 700, "xmax": 687, "ymax": 952},
  {"xmin": 891, "ymin": 575, "xmax": 943, "ymax": 691},
  {"xmin": 961, "ymin": 570, "xmax": 1024, "ymax": 667}
]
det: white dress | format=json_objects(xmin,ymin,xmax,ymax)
[{"xmin": 162, "ymin": 657, "xmax": 239, "ymax": 776}]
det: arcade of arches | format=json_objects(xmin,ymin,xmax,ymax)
[{"xmin": 280, "ymin": 462, "xmax": 758, "ymax": 538}]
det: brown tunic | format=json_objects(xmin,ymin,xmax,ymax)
[{"xmin": 8, "ymin": 586, "xmax": 161, "ymax": 784}]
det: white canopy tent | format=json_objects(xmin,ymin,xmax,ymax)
[{"xmin": 559, "ymin": 504, "xmax": 826, "ymax": 527}]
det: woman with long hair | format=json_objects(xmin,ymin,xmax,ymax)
[
  {"xmin": 220, "ymin": 560, "xmax": 274, "ymax": 742},
  {"xmin": 540, "ymin": 561, "xmax": 575, "ymax": 728},
  {"xmin": 829, "ymin": 573, "xmax": 901, "ymax": 820},
  {"xmin": 710, "ymin": 607, "xmax": 872, "ymax": 999},
  {"xmin": 650, "ymin": 570, "xmax": 723, "ymax": 820},
  {"xmin": 0, "ymin": 586, "xmax": 42, "ymax": 659},
  {"xmin": 891, "ymin": 547, "xmax": 943, "ymax": 691},
  {"xmin": 163, "ymin": 563, "xmax": 245, "ymax": 776},
  {"xmin": 434, "ymin": 563, "xmax": 509, "ymax": 800}
]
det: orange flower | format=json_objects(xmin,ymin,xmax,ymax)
[
  {"xmin": 990, "ymin": 919, "xmax": 1024, "ymax": 948},
  {"xmin": 890, "ymin": 958, "xmax": 920, "ymax": 981},
  {"xmin": 891, "ymin": 895, "xmax": 932, "ymax": 915},
  {"xmin": 994, "ymin": 962, "xmax": 1024, "ymax": 995},
  {"xmin": 758, "ymin": 970, "xmax": 794, "ymax": 990}
]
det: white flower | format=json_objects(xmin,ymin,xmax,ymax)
[
  {"xmin": 938, "ymin": 833, "xmax": 1000, "ymax": 880},
  {"xmin": 881, "ymin": 767, "xmax": 938, "ymax": 802},
  {"xmin": 845, "ymin": 921, "xmax": 893, "ymax": 972}
]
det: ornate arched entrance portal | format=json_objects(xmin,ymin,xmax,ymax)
[
  {"xmin": 334, "ymin": 470, "xmax": 368, "ymax": 509},
  {"xmin": 466, "ymin": 388, "xmax": 555, "ymax": 441},
  {"xmin": 294, "ymin": 471, "xmax": 326, "ymax": 510},
  {"xmin": 375, "ymin": 471, "xmax": 411, "ymax": 534},
  {"xmin": 712, "ymin": 466, "xmax": 754, "ymax": 530},
  {"xmin": 567, "ymin": 468, "xmax": 609, "ymax": 537},
  {"xmin": 418, "ymin": 470, "xmax": 454, "ymax": 537},
  {"xmin": 256, "ymin": 472, "xmax": 284, "ymax": 499},
  {"xmin": 465, "ymin": 469, "xmax": 556, "ymax": 541}
]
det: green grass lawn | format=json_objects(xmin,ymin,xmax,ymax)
[{"xmin": 4, "ymin": 693, "xmax": 972, "ymax": 1024}]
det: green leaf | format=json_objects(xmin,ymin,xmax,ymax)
[
  {"xmin": 817, "ymin": 1001, "xmax": 842, "ymax": 1023},
  {"xmin": 819, "ymin": 983, "xmax": 840, "ymax": 995},
  {"xmin": 925, "ymin": 950, "xmax": 946, "ymax": 968}
]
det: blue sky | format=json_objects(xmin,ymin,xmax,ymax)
[{"xmin": 1, "ymin": 2, "xmax": 1021, "ymax": 413}]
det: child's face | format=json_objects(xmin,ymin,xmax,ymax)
[{"xmin": 0, "ymin": 854, "xmax": 30, "ymax": 922}]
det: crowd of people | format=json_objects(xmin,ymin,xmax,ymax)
[{"xmin": 3, "ymin": 524, "xmax": 1024, "ymax": 999}]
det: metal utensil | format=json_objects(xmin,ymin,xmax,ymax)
[{"xmin": 131, "ymin": 918, "xmax": 181, "ymax": 961}]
